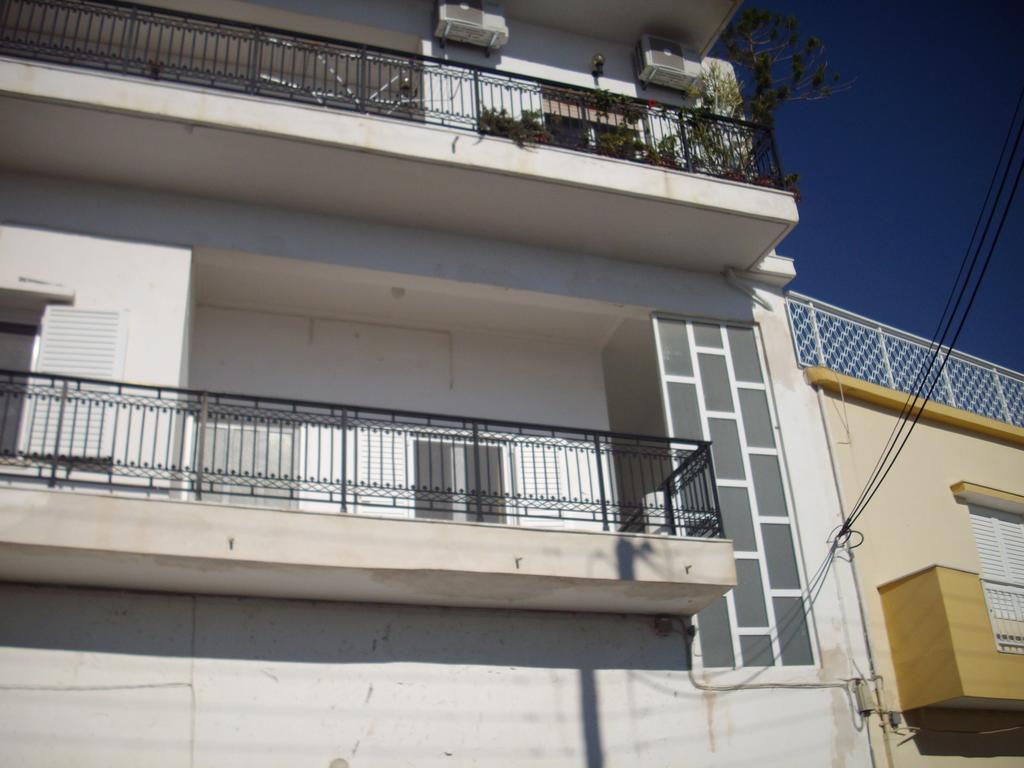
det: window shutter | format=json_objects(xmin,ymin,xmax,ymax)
[
  {"xmin": 27, "ymin": 307, "xmax": 126, "ymax": 458},
  {"xmin": 970, "ymin": 505, "xmax": 1024, "ymax": 585},
  {"xmin": 36, "ymin": 307, "xmax": 126, "ymax": 380}
]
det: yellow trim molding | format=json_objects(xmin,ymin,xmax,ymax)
[
  {"xmin": 951, "ymin": 481, "xmax": 1024, "ymax": 514},
  {"xmin": 805, "ymin": 367, "xmax": 1024, "ymax": 447}
]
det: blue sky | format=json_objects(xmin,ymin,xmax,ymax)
[{"xmin": 751, "ymin": 1, "xmax": 1024, "ymax": 372}]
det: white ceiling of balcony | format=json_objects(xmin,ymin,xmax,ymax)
[
  {"xmin": 193, "ymin": 249, "xmax": 628, "ymax": 345},
  {"xmin": 505, "ymin": 0, "xmax": 740, "ymax": 55}
]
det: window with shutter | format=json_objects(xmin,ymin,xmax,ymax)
[
  {"xmin": 26, "ymin": 307, "xmax": 126, "ymax": 459},
  {"xmin": 969, "ymin": 503, "xmax": 1024, "ymax": 654}
]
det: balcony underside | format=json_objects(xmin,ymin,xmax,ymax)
[
  {"xmin": 0, "ymin": 486, "xmax": 736, "ymax": 615},
  {"xmin": 0, "ymin": 59, "xmax": 797, "ymax": 272}
]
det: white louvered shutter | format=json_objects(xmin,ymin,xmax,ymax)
[
  {"xmin": 28, "ymin": 307, "xmax": 126, "ymax": 457},
  {"xmin": 36, "ymin": 307, "xmax": 126, "ymax": 380},
  {"xmin": 970, "ymin": 505, "xmax": 1024, "ymax": 586}
]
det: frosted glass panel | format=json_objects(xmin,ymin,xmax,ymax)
[
  {"xmin": 774, "ymin": 596, "xmax": 813, "ymax": 666},
  {"xmin": 719, "ymin": 486, "xmax": 756, "ymax": 551},
  {"xmin": 659, "ymin": 320, "xmax": 693, "ymax": 376},
  {"xmin": 697, "ymin": 597, "xmax": 735, "ymax": 668},
  {"xmin": 727, "ymin": 327, "xmax": 763, "ymax": 383},
  {"xmin": 699, "ymin": 353, "xmax": 734, "ymax": 412},
  {"xmin": 750, "ymin": 454, "xmax": 787, "ymax": 517},
  {"xmin": 693, "ymin": 323, "xmax": 723, "ymax": 348},
  {"xmin": 740, "ymin": 635, "xmax": 774, "ymax": 667},
  {"xmin": 762, "ymin": 523, "xmax": 800, "ymax": 588},
  {"xmin": 708, "ymin": 418, "xmax": 744, "ymax": 479},
  {"xmin": 667, "ymin": 382, "xmax": 702, "ymax": 439},
  {"xmin": 739, "ymin": 389, "xmax": 775, "ymax": 448},
  {"xmin": 734, "ymin": 559, "xmax": 768, "ymax": 627}
]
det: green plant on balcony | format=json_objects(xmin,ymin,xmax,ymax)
[
  {"xmin": 478, "ymin": 108, "xmax": 552, "ymax": 147},
  {"xmin": 594, "ymin": 123, "xmax": 646, "ymax": 160},
  {"xmin": 643, "ymin": 134, "xmax": 684, "ymax": 170},
  {"xmin": 591, "ymin": 88, "xmax": 645, "ymax": 125}
]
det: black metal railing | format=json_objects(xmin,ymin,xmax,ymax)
[
  {"xmin": 0, "ymin": 370, "xmax": 723, "ymax": 537},
  {"xmin": 0, "ymin": 0, "xmax": 785, "ymax": 188}
]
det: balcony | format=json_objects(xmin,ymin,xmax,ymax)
[
  {"xmin": 879, "ymin": 565, "xmax": 1024, "ymax": 711},
  {"xmin": 0, "ymin": 0, "xmax": 798, "ymax": 272},
  {"xmin": 0, "ymin": 369, "xmax": 735, "ymax": 614}
]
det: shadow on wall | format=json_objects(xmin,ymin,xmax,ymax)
[
  {"xmin": 0, "ymin": 583, "xmax": 689, "ymax": 671},
  {"xmin": 0, "ymin": 583, "xmax": 699, "ymax": 767},
  {"xmin": 904, "ymin": 709, "xmax": 1024, "ymax": 758}
]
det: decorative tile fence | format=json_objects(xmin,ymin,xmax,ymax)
[{"xmin": 787, "ymin": 294, "xmax": 1024, "ymax": 428}]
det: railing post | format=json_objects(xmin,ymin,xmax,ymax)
[
  {"xmin": 357, "ymin": 45, "xmax": 367, "ymax": 112},
  {"xmin": 663, "ymin": 480, "xmax": 677, "ymax": 536},
  {"xmin": 680, "ymin": 113, "xmax": 693, "ymax": 173},
  {"xmin": 339, "ymin": 408, "xmax": 348, "ymax": 512},
  {"xmin": 768, "ymin": 126, "xmax": 784, "ymax": 186},
  {"xmin": 247, "ymin": 29, "xmax": 262, "ymax": 94},
  {"xmin": 593, "ymin": 434, "xmax": 609, "ymax": 531},
  {"xmin": 472, "ymin": 421, "xmax": 484, "ymax": 521},
  {"xmin": 471, "ymin": 68, "xmax": 481, "ymax": 130},
  {"xmin": 194, "ymin": 391, "xmax": 208, "ymax": 500},
  {"xmin": 48, "ymin": 380, "xmax": 69, "ymax": 488}
]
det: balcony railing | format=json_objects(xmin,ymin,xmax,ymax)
[
  {"xmin": 0, "ymin": 370, "xmax": 723, "ymax": 538},
  {"xmin": 982, "ymin": 579, "xmax": 1024, "ymax": 654},
  {"xmin": 0, "ymin": 0, "xmax": 785, "ymax": 188},
  {"xmin": 787, "ymin": 294, "xmax": 1024, "ymax": 428}
]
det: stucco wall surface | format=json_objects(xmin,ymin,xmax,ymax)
[
  {"xmin": 0, "ymin": 582, "xmax": 866, "ymax": 768},
  {"xmin": 0, "ymin": 224, "xmax": 192, "ymax": 386}
]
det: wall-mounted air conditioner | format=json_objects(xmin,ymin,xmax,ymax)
[
  {"xmin": 435, "ymin": 1, "xmax": 509, "ymax": 51},
  {"xmin": 635, "ymin": 34, "xmax": 701, "ymax": 91}
]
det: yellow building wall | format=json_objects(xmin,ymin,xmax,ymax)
[{"xmin": 811, "ymin": 369, "xmax": 1024, "ymax": 767}]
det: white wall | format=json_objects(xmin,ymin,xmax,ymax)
[
  {"xmin": 0, "ymin": 582, "xmax": 869, "ymax": 768},
  {"xmin": 190, "ymin": 305, "xmax": 610, "ymax": 428},
  {"xmin": 168, "ymin": 0, "xmax": 691, "ymax": 106},
  {"xmin": 0, "ymin": 225, "xmax": 192, "ymax": 387}
]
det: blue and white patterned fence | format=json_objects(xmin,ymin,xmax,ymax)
[{"xmin": 786, "ymin": 294, "xmax": 1024, "ymax": 429}]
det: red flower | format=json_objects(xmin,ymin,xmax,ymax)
[{"xmin": 647, "ymin": 99, "xmax": 658, "ymax": 107}]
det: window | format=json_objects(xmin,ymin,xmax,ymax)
[
  {"xmin": 654, "ymin": 317, "xmax": 814, "ymax": 668},
  {"xmin": 204, "ymin": 418, "xmax": 299, "ymax": 507},
  {"xmin": 969, "ymin": 504, "xmax": 1024, "ymax": 653}
]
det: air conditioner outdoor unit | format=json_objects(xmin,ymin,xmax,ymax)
[
  {"xmin": 635, "ymin": 34, "xmax": 701, "ymax": 91},
  {"xmin": 435, "ymin": 1, "xmax": 509, "ymax": 51}
]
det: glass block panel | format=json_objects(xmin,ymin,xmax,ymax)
[
  {"xmin": 734, "ymin": 559, "xmax": 768, "ymax": 627},
  {"xmin": 699, "ymin": 353, "xmax": 734, "ymax": 412},
  {"xmin": 659, "ymin": 320, "xmax": 693, "ymax": 377},
  {"xmin": 697, "ymin": 597, "xmax": 735, "ymax": 668},
  {"xmin": 708, "ymin": 418, "xmax": 744, "ymax": 480},
  {"xmin": 719, "ymin": 486, "xmax": 756, "ymax": 551},
  {"xmin": 774, "ymin": 596, "xmax": 814, "ymax": 666},
  {"xmin": 740, "ymin": 635, "xmax": 774, "ymax": 667},
  {"xmin": 762, "ymin": 523, "xmax": 800, "ymax": 589},
  {"xmin": 739, "ymin": 389, "xmax": 775, "ymax": 448},
  {"xmin": 667, "ymin": 382, "xmax": 702, "ymax": 440},
  {"xmin": 750, "ymin": 454, "xmax": 787, "ymax": 517},
  {"xmin": 727, "ymin": 327, "xmax": 763, "ymax": 383},
  {"xmin": 693, "ymin": 323, "xmax": 723, "ymax": 348}
]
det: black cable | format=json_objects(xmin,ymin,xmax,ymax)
[
  {"xmin": 838, "ymin": 83, "xmax": 1024, "ymax": 538},
  {"xmin": 843, "ymin": 117, "xmax": 1024, "ymax": 534}
]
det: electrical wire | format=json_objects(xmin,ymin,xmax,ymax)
[
  {"xmin": 842, "ymin": 118, "xmax": 1024, "ymax": 537},
  {"xmin": 836, "ymin": 81, "xmax": 1024, "ymax": 541},
  {"xmin": 838, "ymin": 84, "xmax": 1024, "ymax": 538}
]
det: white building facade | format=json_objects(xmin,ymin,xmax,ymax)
[{"xmin": 0, "ymin": 1, "xmax": 874, "ymax": 765}]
